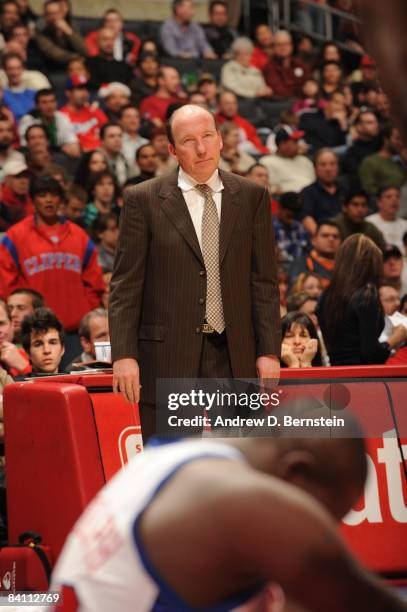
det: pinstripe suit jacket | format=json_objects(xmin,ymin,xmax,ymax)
[{"xmin": 109, "ymin": 169, "xmax": 281, "ymax": 404}]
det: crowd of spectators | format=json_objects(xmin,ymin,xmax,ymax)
[{"xmin": 0, "ymin": 0, "xmax": 406, "ymax": 411}]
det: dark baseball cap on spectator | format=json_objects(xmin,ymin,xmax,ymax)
[
  {"xmin": 65, "ymin": 74, "xmax": 89, "ymax": 90},
  {"xmin": 383, "ymin": 245, "xmax": 402, "ymax": 261},
  {"xmin": 275, "ymin": 126, "xmax": 305, "ymax": 145},
  {"xmin": 360, "ymin": 55, "xmax": 376, "ymax": 68},
  {"xmin": 198, "ymin": 73, "xmax": 216, "ymax": 86}
]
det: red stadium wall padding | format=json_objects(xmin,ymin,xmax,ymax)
[{"xmin": 4, "ymin": 381, "xmax": 106, "ymax": 562}]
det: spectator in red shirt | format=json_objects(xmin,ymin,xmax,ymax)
[
  {"xmin": 60, "ymin": 75, "xmax": 107, "ymax": 152},
  {"xmin": 139, "ymin": 66, "xmax": 185, "ymax": 126},
  {"xmin": 263, "ymin": 30, "xmax": 309, "ymax": 99},
  {"xmin": 0, "ymin": 158, "xmax": 33, "ymax": 230},
  {"xmin": 85, "ymin": 8, "xmax": 140, "ymax": 66},
  {"xmin": 251, "ymin": 24, "xmax": 274, "ymax": 71},
  {"xmin": 215, "ymin": 91, "xmax": 268, "ymax": 154},
  {"xmin": 0, "ymin": 175, "xmax": 105, "ymax": 338}
]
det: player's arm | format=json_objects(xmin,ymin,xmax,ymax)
[{"xmin": 230, "ymin": 476, "xmax": 407, "ymax": 612}]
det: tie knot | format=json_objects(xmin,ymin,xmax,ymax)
[{"xmin": 196, "ymin": 183, "xmax": 212, "ymax": 197}]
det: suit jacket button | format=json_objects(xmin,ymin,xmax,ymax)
[
  {"xmin": 199, "ymin": 270, "xmax": 205, "ymax": 276},
  {"xmin": 198, "ymin": 298, "xmax": 204, "ymax": 305}
]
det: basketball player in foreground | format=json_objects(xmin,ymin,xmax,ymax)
[{"xmin": 50, "ymin": 425, "xmax": 407, "ymax": 611}]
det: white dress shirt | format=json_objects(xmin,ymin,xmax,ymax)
[{"xmin": 178, "ymin": 167, "xmax": 224, "ymax": 251}]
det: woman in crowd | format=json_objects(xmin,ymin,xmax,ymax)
[
  {"xmin": 218, "ymin": 122, "xmax": 256, "ymax": 175},
  {"xmin": 74, "ymin": 150, "xmax": 109, "ymax": 192},
  {"xmin": 290, "ymin": 272, "xmax": 323, "ymax": 299},
  {"xmin": 84, "ymin": 170, "xmax": 120, "ymax": 228},
  {"xmin": 317, "ymin": 234, "xmax": 407, "ymax": 365},
  {"xmin": 281, "ymin": 311, "xmax": 321, "ymax": 368},
  {"xmin": 320, "ymin": 61, "xmax": 344, "ymax": 99},
  {"xmin": 220, "ymin": 37, "xmax": 272, "ymax": 99},
  {"xmin": 251, "ymin": 24, "xmax": 274, "ymax": 71}
]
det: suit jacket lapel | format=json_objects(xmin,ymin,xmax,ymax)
[
  {"xmin": 219, "ymin": 169, "xmax": 240, "ymax": 265},
  {"xmin": 159, "ymin": 171, "xmax": 204, "ymax": 266}
]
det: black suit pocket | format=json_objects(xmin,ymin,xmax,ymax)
[{"xmin": 138, "ymin": 324, "xmax": 165, "ymax": 342}]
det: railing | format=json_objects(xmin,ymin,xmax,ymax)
[{"xmin": 242, "ymin": 0, "xmax": 362, "ymax": 54}]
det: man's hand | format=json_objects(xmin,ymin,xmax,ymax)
[
  {"xmin": 113, "ymin": 358, "xmax": 140, "ymax": 405},
  {"xmin": 256, "ymin": 354, "xmax": 280, "ymax": 394},
  {"xmin": 0, "ymin": 342, "xmax": 29, "ymax": 372}
]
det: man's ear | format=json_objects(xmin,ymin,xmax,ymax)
[
  {"xmin": 218, "ymin": 131, "xmax": 223, "ymax": 152},
  {"xmin": 168, "ymin": 142, "xmax": 177, "ymax": 161}
]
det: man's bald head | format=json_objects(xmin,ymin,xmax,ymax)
[{"xmin": 166, "ymin": 104, "xmax": 217, "ymax": 146}]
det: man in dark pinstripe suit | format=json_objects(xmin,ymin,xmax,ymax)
[{"xmin": 109, "ymin": 105, "xmax": 281, "ymax": 440}]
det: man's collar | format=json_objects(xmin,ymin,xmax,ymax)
[{"xmin": 178, "ymin": 167, "xmax": 224, "ymax": 193}]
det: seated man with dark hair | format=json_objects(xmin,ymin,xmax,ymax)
[
  {"xmin": 330, "ymin": 190, "xmax": 386, "ymax": 252},
  {"xmin": 21, "ymin": 307, "xmax": 65, "ymax": 375},
  {"xmin": 289, "ymin": 221, "xmax": 341, "ymax": 287},
  {"xmin": 273, "ymin": 192, "xmax": 310, "ymax": 268},
  {"xmin": 7, "ymin": 287, "xmax": 44, "ymax": 344}
]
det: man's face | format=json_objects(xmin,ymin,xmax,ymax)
[
  {"xmin": 361, "ymin": 65, "xmax": 377, "ymax": 82},
  {"xmin": 106, "ymin": 91, "xmax": 129, "ymax": 113},
  {"xmin": 0, "ymin": 305, "xmax": 13, "ymax": 345},
  {"xmin": 247, "ymin": 165, "xmax": 269, "ymax": 189},
  {"xmin": 67, "ymin": 86, "xmax": 89, "ymax": 108},
  {"xmin": 102, "ymin": 126, "xmax": 123, "ymax": 154},
  {"xmin": 218, "ymin": 93, "xmax": 237, "ymax": 117},
  {"xmin": 7, "ymin": 171, "xmax": 29, "ymax": 196},
  {"xmin": 273, "ymin": 34, "xmax": 293, "ymax": 60},
  {"xmin": 137, "ymin": 145, "xmax": 159, "ymax": 174},
  {"xmin": 81, "ymin": 316, "xmax": 109, "ymax": 359},
  {"xmin": 256, "ymin": 25, "xmax": 273, "ymax": 47},
  {"xmin": 357, "ymin": 112, "xmax": 379, "ymax": 140},
  {"xmin": 4, "ymin": 57, "xmax": 23, "ymax": 86},
  {"xmin": 27, "ymin": 127, "xmax": 48, "ymax": 150},
  {"xmin": 312, "ymin": 224, "xmax": 341, "ymax": 256},
  {"xmin": 140, "ymin": 56, "xmax": 159, "ymax": 77},
  {"xmin": 34, "ymin": 191, "xmax": 60, "ymax": 223},
  {"xmin": 7, "ymin": 293, "xmax": 34, "ymax": 334},
  {"xmin": 2, "ymin": 2, "xmax": 20, "ymax": 28},
  {"xmin": 65, "ymin": 196, "xmax": 85, "ymax": 222},
  {"xmin": 98, "ymin": 28, "xmax": 115, "ymax": 55},
  {"xmin": 343, "ymin": 196, "xmax": 369, "ymax": 224},
  {"xmin": 316, "ymin": 152, "xmax": 338, "ymax": 184},
  {"xmin": 152, "ymin": 133, "xmax": 169, "ymax": 156},
  {"xmin": 120, "ymin": 107, "xmax": 140, "ymax": 133},
  {"xmin": 37, "ymin": 94, "xmax": 57, "ymax": 118},
  {"xmin": 175, "ymin": 0, "xmax": 194, "ymax": 23},
  {"xmin": 383, "ymin": 257, "xmax": 403, "ymax": 280},
  {"xmin": 199, "ymin": 80, "xmax": 217, "ymax": 103},
  {"xmin": 11, "ymin": 25, "xmax": 30, "ymax": 48},
  {"xmin": 169, "ymin": 109, "xmax": 222, "ymax": 183},
  {"xmin": 104, "ymin": 11, "xmax": 123, "ymax": 36},
  {"xmin": 0, "ymin": 120, "xmax": 13, "ymax": 148},
  {"xmin": 378, "ymin": 188, "xmax": 400, "ymax": 220},
  {"xmin": 160, "ymin": 67, "xmax": 180, "ymax": 96},
  {"xmin": 29, "ymin": 328, "xmax": 64, "ymax": 373},
  {"xmin": 278, "ymin": 138, "xmax": 299, "ymax": 159},
  {"xmin": 44, "ymin": 1, "xmax": 63, "ymax": 26},
  {"xmin": 325, "ymin": 93, "xmax": 346, "ymax": 118},
  {"xmin": 209, "ymin": 3, "xmax": 228, "ymax": 27},
  {"xmin": 379, "ymin": 286, "xmax": 400, "ymax": 316}
]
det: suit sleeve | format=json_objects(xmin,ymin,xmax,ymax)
[
  {"xmin": 251, "ymin": 188, "xmax": 282, "ymax": 359},
  {"xmin": 109, "ymin": 187, "xmax": 149, "ymax": 362}
]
